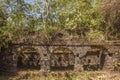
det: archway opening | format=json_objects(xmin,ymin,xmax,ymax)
[
  {"xmin": 50, "ymin": 47, "xmax": 74, "ymax": 71},
  {"xmin": 17, "ymin": 47, "xmax": 40, "ymax": 70},
  {"xmin": 82, "ymin": 48, "xmax": 101, "ymax": 71}
]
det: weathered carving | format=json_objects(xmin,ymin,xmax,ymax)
[
  {"xmin": 50, "ymin": 47, "xmax": 74, "ymax": 70},
  {"xmin": 0, "ymin": 41, "xmax": 120, "ymax": 74}
]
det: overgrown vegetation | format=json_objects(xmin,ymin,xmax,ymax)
[
  {"xmin": 100, "ymin": 0, "xmax": 120, "ymax": 40},
  {"xmin": 0, "ymin": 71, "xmax": 120, "ymax": 80},
  {"xmin": 0, "ymin": 0, "xmax": 120, "ymax": 48}
]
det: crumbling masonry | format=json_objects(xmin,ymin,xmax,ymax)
[{"xmin": 0, "ymin": 41, "xmax": 120, "ymax": 74}]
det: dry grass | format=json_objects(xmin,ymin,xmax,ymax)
[{"xmin": 0, "ymin": 70, "xmax": 120, "ymax": 80}]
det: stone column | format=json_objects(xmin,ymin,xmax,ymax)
[
  {"xmin": 41, "ymin": 59, "xmax": 50, "ymax": 72},
  {"xmin": 74, "ymin": 53, "xmax": 83, "ymax": 72},
  {"xmin": 103, "ymin": 53, "xmax": 114, "ymax": 71}
]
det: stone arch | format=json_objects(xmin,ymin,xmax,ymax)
[
  {"xmin": 17, "ymin": 46, "xmax": 40, "ymax": 69},
  {"xmin": 80, "ymin": 46, "xmax": 103, "ymax": 70},
  {"xmin": 50, "ymin": 47, "xmax": 75, "ymax": 70}
]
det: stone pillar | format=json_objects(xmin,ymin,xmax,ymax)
[
  {"xmin": 103, "ymin": 54, "xmax": 114, "ymax": 71},
  {"xmin": 74, "ymin": 53, "xmax": 83, "ymax": 72},
  {"xmin": 40, "ymin": 52, "xmax": 50, "ymax": 73},
  {"xmin": 39, "ymin": 46, "xmax": 51, "ymax": 73},
  {"xmin": 41, "ymin": 59, "xmax": 50, "ymax": 72}
]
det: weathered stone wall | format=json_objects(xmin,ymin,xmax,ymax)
[
  {"xmin": 14, "ymin": 45, "xmax": 104, "ymax": 72},
  {"xmin": 0, "ymin": 44, "xmax": 120, "ymax": 74}
]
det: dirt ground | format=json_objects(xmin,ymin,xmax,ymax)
[{"xmin": 0, "ymin": 70, "xmax": 120, "ymax": 80}]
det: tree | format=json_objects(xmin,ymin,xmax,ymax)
[
  {"xmin": 54, "ymin": 0, "xmax": 103, "ymax": 39},
  {"xmin": 0, "ymin": 0, "xmax": 111, "ymax": 48},
  {"xmin": 100, "ymin": 0, "xmax": 120, "ymax": 40},
  {"xmin": 0, "ymin": 0, "xmax": 31, "ymax": 47}
]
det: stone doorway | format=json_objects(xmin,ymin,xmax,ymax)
[
  {"xmin": 50, "ymin": 47, "xmax": 74, "ymax": 71},
  {"xmin": 17, "ymin": 47, "xmax": 40, "ymax": 70},
  {"xmin": 81, "ymin": 48, "xmax": 102, "ymax": 70}
]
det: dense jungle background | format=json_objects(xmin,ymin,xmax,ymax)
[
  {"xmin": 0, "ymin": 0, "xmax": 120, "ymax": 48},
  {"xmin": 0, "ymin": 0, "xmax": 120, "ymax": 80}
]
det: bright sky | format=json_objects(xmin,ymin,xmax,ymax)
[
  {"xmin": 24, "ymin": 0, "xmax": 44, "ymax": 5},
  {"xmin": 24, "ymin": 0, "xmax": 34, "ymax": 4}
]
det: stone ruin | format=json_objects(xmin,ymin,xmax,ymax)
[
  {"xmin": 0, "ymin": 41, "xmax": 120, "ymax": 75},
  {"xmin": 0, "ymin": 31, "xmax": 120, "ymax": 75}
]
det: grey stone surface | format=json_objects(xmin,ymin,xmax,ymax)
[{"xmin": 0, "ymin": 43, "xmax": 120, "ymax": 74}]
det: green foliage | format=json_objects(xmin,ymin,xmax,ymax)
[
  {"xmin": 56, "ymin": 0, "xmax": 103, "ymax": 39},
  {"xmin": 0, "ymin": 0, "xmax": 120, "ymax": 48},
  {"xmin": 87, "ymin": 30, "xmax": 104, "ymax": 40},
  {"xmin": 0, "ymin": 0, "xmax": 29, "ymax": 47}
]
